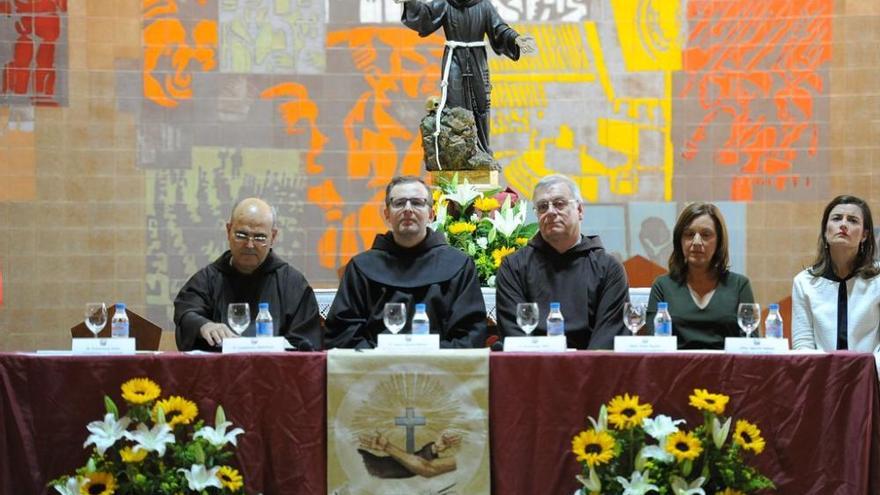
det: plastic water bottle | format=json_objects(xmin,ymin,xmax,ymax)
[
  {"xmin": 412, "ymin": 303, "xmax": 430, "ymax": 335},
  {"xmin": 256, "ymin": 302, "xmax": 274, "ymax": 337},
  {"xmin": 111, "ymin": 303, "xmax": 129, "ymax": 338},
  {"xmin": 653, "ymin": 302, "xmax": 672, "ymax": 337},
  {"xmin": 765, "ymin": 303, "xmax": 784, "ymax": 339},
  {"xmin": 546, "ymin": 302, "xmax": 565, "ymax": 336}
]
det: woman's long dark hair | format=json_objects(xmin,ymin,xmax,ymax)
[
  {"xmin": 668, "ymin": 202, "xmax": 730, "ymax": 284},
  {"xmin": 808, "ymin": 195, "xmax": 879, "ymax": 279}
]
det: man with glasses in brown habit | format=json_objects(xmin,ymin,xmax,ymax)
[
  {"xmin": 495, "ymin": 174, "xmax": 629, "ymax": 349},
  {"xmin": 325, "ymin": 176, "xmax": 487, "ymax": 349},
  {"xmin": 174, "ymin": 197, "xmax": 321, "ymax": 351}
]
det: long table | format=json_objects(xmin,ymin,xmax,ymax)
[{"xmin": 1, "ymin": 351, "xmax": 877, "ymax": 494}]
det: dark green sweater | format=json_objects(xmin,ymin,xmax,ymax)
[{"xmin": 645, "ymin": 272, "xmax": 755, "ymax": 350}]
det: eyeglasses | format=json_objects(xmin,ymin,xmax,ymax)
[
  {"xmin": 233, "ymin": 231, "xmax": 270, "ymax": 246},
  {"xmin": 388, "ymin": 197, "xmax": 431, "ymax": 210},
  {"xmin": 534, "ymin": 198, "xmax": 577, "ymax": 214}
]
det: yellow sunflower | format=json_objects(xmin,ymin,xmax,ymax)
[
  {"xmin": 120, "ymin": 378, "xmax": 161, "ymax": 405},
  {"xmin": 606, "ymin": 393, "xmax": 653, "ymax": 430},
  {"xmin": 79, "ymin": 471, "xmax": 116, "ymax": 495},
  {"xmin": 665, "ymin": 430, "xmax": 703, "ymax": 462},
  {"xmin": 689, "ymin": 388, "xmax": 730, "ymax": 415},
  {"xmin": 571, "ymin": 429, "xmax": 616, "ymax": 468},
  {"xmin": 515, "ymin": 237, "xmax": 529, "ymax": 246},
  {"xmin": 217, "ymin": 465, "xmax": 244, "ymax": 491},
  {"xmin": 733, "ymin": 419, "xmax": 765, "ymax": 454},
  {"xmin": 152, "ymin": 396, "xmax": 198, "ymax": 427},
  {"xmin": 715, "ymin": 489, "xmax": 746, "ymax": 495},
  {"xmin": 119, "ymin": 445, "xmax": 148, "ymax": 463},
  {"xmin": 474, "ymin": 196, "xmax": 500, "ymax": 211},
  {"xmin": 491, "ymin": 246, "xmax": 517, "ymax": 268},
  {"xmin": 447, "ymin": 221, "xmax": 477, "ymax": 235}
]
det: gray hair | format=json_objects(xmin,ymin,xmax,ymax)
[{"xmin": 533, "ymin": 174, "xmax": 582, "ymax": 202}]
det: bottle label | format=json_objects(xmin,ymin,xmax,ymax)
[
  {"xmin": 111, "ymin": 321, "xmax": 129, "ymax": 338},
  {"xmin": 412, "ymin": 321, "xmax": 430, "ymax": 335},
  {"xmin": 256, "ymin": 321, "xmax": 273, "ymax": 337},
  {"xmin": 654, "ymin": 321, "xmax": 672, "ymax": 337},
  {"xmin": 546, "ymin": 321, "xmax": 564, "ymax": 336},
  {"xmin": 765, "ymin": 322, "xmax": 783, "ymax": 339}
]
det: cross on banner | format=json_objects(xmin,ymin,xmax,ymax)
[{"xmin": 395, "ymin": 407, "xmax": 426, "ymax": 453}]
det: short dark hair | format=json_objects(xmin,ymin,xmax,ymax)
[
  {"xmin": 384, "ymin": 176, "xmax": 432, "ymax": 206},
  {"xmin": 808, "ymin": 195, "xmax": 879, "ymax": 279},
  {"xmin": 668, "ymin": 202, "xmax": 730, "ymax": 283}
]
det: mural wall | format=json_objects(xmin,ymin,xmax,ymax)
[{"xmin": 0, "ymin": 0, "xmax": 876, "ymax": 348}]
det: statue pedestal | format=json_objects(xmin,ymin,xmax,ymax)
[{"xmin": 427, "ymin": 170, "xmax": 499, "ymax": 191}]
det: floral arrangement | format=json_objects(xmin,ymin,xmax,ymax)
[
  {"xmin": 570, "ymin": 389, "xmax": 775, "ymax": 495},
  {"xmin": 431, "ymin": 174, "xmax": 538, "ymax": 286},
  {"xmin": 51, "ymin": 377, "xmax": 246, "ymax": 494}
]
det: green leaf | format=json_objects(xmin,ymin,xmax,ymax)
[{"xmin": 104, "ymin": 396, "xmax": 119, "ymax": 418}]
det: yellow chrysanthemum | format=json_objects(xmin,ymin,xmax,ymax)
[
  {"xmin": 571, "ymin": 429, "xmax": 616, "ymax": 468},
  {"xmin": 152, "ymin": 396, "xmax": 198, "ymax": 427},
  {"xmin": 606, "ymin": 393, "xmax": 653, "ymax": 430},
  {"xmin": 733, "ymin": 419, "xmax": 765, "ymax": 454},
  {"xmin": 119, "ymin": 445, "xmax": 148, "ymax": 463},
  {"xmin": 432, "ymin": 188, "xmax": 442, "ymax": 203},
  {"xmin": 473, "ymin": 196, "xmax": 500, "ymax": 211},
  {"xmin": 689, "ymin": 388, "xmax": 730, "ymax": 415},
  {"xmin": 80, "ymin": 472, "xmax": 116, "ymax": 495},
  {"xmin": 447, "ymin": 221, "xmax": 477, "ymax": 235},
  {"xmin": 217, "ymin": 465, "xmax": 244, "ymax": 492},
  {"xmin": 492, "ymin": 246, "xmax": 517, "ymax": 268},
  {"xmin": 515, "ymin": 237, "xmax": 529, "ymax": 246},
  {"xmin": 666, "ymin": 430, "xmax": 703, "ymax": 462},
  {"xmin": 120, "ymin": 378, "xmax": 161, "ymax": 405},
  {"xmin": 715, "ymin": 489, "xmax": 746, "ymax": 495}
]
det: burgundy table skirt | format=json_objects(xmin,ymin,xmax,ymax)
[{"xmin": 1, "ymin": 351, "xmax": 878, "ymax": 494}]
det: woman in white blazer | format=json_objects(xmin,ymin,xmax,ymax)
[{"xmin": 792, "ymin": 195, "xmax": 880, "ymax": 352}]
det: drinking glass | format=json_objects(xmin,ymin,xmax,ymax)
[
  {"xmin": 622, "ymin": 302, "xmax": 646, "ymax": 336},
  {"xmin": 84, "ymin": 302, "xmax": 107, "ymax": 338},
  {"xmin": 516, "ymin": 302, "xmax": 539, "ymax": 336},
  {"xmin": 737, "ymin": 303, "xmax": 761, "ymax": 338},
  {"xmin": 227, "ymin": 303, "xmax": 251, "ymax": 335},
  {"xmin": 384, "ymin": 303, "xmax": 407, "ymax": 334}
]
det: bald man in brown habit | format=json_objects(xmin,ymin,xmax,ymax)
[{"xmin": 173, "ymin": 198, "xmax": 321, "ymax": 351}]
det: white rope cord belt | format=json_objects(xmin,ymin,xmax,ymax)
[{"xmin": 433, "ymin": 39, "xmax": 487, "ymax": 171}]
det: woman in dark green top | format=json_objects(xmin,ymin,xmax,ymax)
[{"xmin": 645, "ymin": 202, "xmax": 755, "ymax": 349}]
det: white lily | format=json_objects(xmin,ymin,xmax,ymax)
[
  {"xmin": 179, "ymin": 464, "xmax": 222, "ymax": 490},
  {"xmin": 576, "ymin": 467, "xmax": 602, "ymax": 492},
  {"xmin": 489, "ymin": 196, "xmax": 526, "ymax": 238},
  {"xmin": 194, "ymin": 420, "xmax": 245, "ymax": 448},
  {"xmin": 587, "ymin": 404, "xmax": 608, "ymax": 432},
  {"xmin": 124, "ymin": 422, "xmax": 175, "ymax": 457},
  {"xmin": 475, "ymin": 237, "xmax": 488, "ymax": 249},
  {"xmin": 711, "ymin": 416, "xmax": 732, "ymax": 449},
  {"xmin": 638, "ymin": 444, "xmax": 674, "ymax": 464},
  {"xmin": 83, "ymin": 413, "xmax": 131, "ymax": 456},
  {"xmin": 53, "ymin": 476, "xmax": 84, "ymax": 495},
  {"xmin": 443, "ymin": 181, "xmax": 482, "ymax": 208},
  {"xmin": 670, "ymin": 476, "xmax": 706, "ymax": 495},
  {"xmin": 642, "ymin": 415, "xmax": 685, "ymax": 441},
  {"xmin": 616, "ymin": 470, "xmax": 659, "ymax": 495},
  {"xmin": 430, "ymin": 200, "xmax": 448, "ymax": 232}
]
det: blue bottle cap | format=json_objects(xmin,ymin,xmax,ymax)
[
  {"xmin": 769, "ymin": 303, "xmax": 779, "ymax": 310},
  {"xmin": 116, "ymin": 303, "xmax": 125, "ymax": 310},
  {"xmin": 550, "ymin": 302, "xmax": 560, "ymax": 310},
  {"xmin": 415, "ymin": 303, "xmax": 426, "ymax": 311},
  {"xmin": 657, "ymin": 302, "xmax": 668, "ymax": 310},
  {"xmin": 259, "ymin": 302, "xmax": 269, "ymax": 310}
]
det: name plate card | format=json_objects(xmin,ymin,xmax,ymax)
[
  {"xmin": 376, "ymin": 334, "xmax": 440, "ymax": 352},
  {"xmin": 724, "ymin": 337, "xmax": 790, "ymax": 355},
  {"xmin": 503, "ymin": 335, "xmax": 567, "ymax": 353},
  {"xmin": 71, "ymin": 338, "xmax": 136, "ymax": 355},
  {"xmin": 222, "ymin": 336, "xmax": 288, "ymax": 354},
  {"xmin": 614, "ymin": 336, "xmax": 678, "ymax": 353}
]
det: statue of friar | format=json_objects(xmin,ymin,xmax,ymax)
[{"xmin": 396, "ymin": 0, "xmax": 537, "ymax": 169}]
